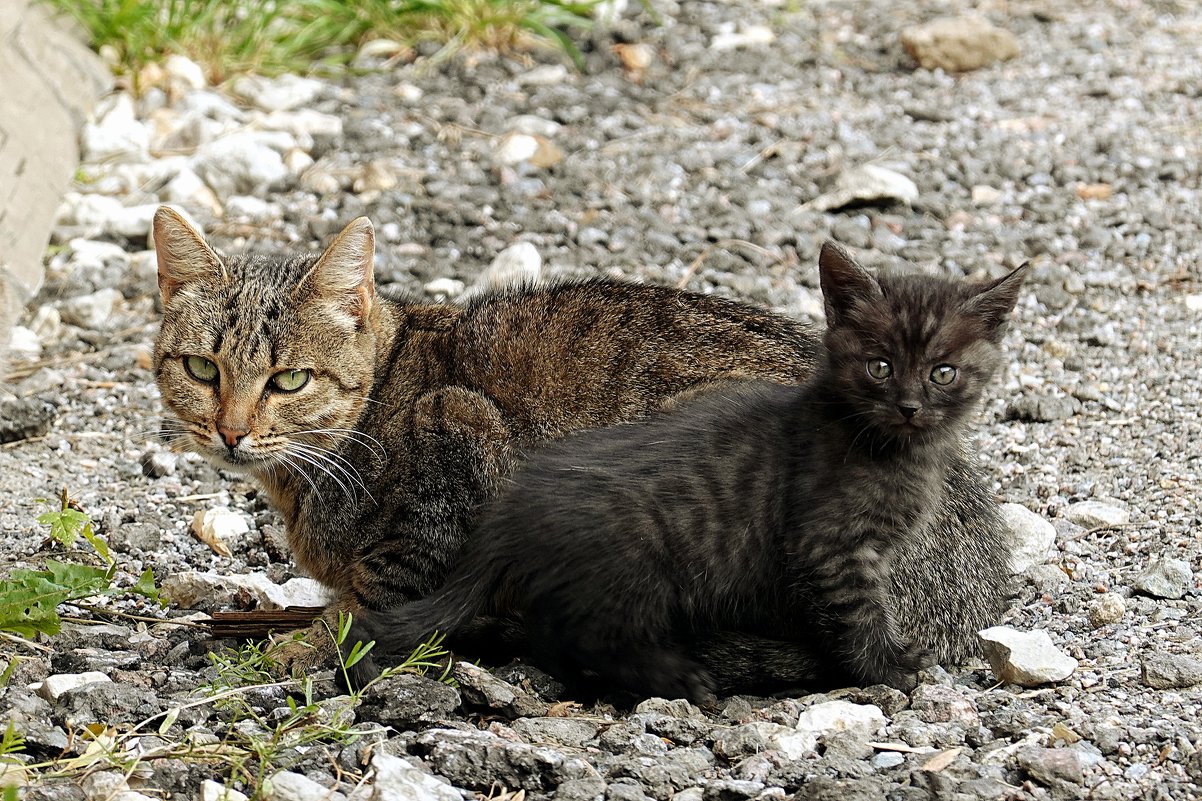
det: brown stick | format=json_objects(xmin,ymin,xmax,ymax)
[{"xmin": 203, "ymin": 606, "xmax": 325, "ymax": 640}]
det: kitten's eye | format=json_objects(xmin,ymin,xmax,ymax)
[
  {"xmin": 865, "ymin": 359, "xmax": 892, "ymax": 379},
  {"xmin": 930, "ymin": 365, "xmax": 958, "ymax": 385},
  {"xmin": 271, "ymin": 369, "xmax": 311, "ymax": 393},
  {"xmin": 184, "ymin": 356, "xmax": 219, "ymax": 383}
]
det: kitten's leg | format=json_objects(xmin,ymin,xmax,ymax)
[
  {"xmin": 691, "ymin": 631, "xmax": 834, "ymax": 695},
  {"xmin": 808, "ymin": 543, "xmax": 932, "ymax": 692}
]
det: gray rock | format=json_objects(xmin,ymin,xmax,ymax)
[
  {"xmin": 1141, "ymin": 653, "xmax": 1202, "ymax": 689},
  {"xmin": 512, "ymin": 716, "xmax": 601, "ymax": 748},
  {"xmin": 827, "ymin": 685, "xmax": 910, "ymax": 717},
  {"xmin": 1000, "ymin": 503, "xmax": 1057, "ymax": 573},
  {"xmin": 1087, "ymin": 593, "xmax": 1126, "ymax": 627},
  {"xmin": 1131, "ymin": 557, "xmax": 1193, "ymax": 600},
  {"xmin": 901, "ymin": 15, "xmax": 1020, "ymax": 72},
  {"xmin": 1025, "ymin": 563, "xmax": 1071, "ymax": 593},
  {"xmin": 414, "ymin": 727, "xmax": 598, "ymax": 791},
  {"xmin": 712, "ymin": 721, "xmax": 812, "ymax": 761},
  {"xmin": 0, "ymin": 396, "xmax": 56, "ymax": 443},
  {"xmin": 870, "ymin": 750, "xmax": 905, "ymax": 769},
  {"xmin": 451, "ymin": 661, "xmax": 547, "ymax": 718},
  {"xmin": 979, "ymin": 627, "xmax": 1078, "ymax": 686},
  {"xmin": 160, "ymin": 571, "xmax": 327, "ymax": 611},
  {"xmin": 555, "ymin": 777, "xmax": 608, "ymax": 801},
  {"xmin": 357, "ymin": 673, "xmax": 461, "ymax": 728},
  {"xmin": 1016, "ymin": 746, "xmax": 1084, "ymax": 786},
  {"xmin": 193, "ymin": 133, "xmax": 289, "ymax": 199},
  {"xmin": 1005, "ymin": 394, "xmax": 1079, "ymax": 422},
  {"xmin": 702, "ymin": 780, "xmax": 764, "ymax": 801},
  {"xmin": 909, "ymin": 685, "xmax": 980, "ymax": 726},
  {"xmin": 55, "ymin": 682, "xmax": 160, "ymax": 725},
  {"xmin": 794, "ymin": 702, "xmax": 887, "ymax": 753},
  {"xmin": 60, "ymin": 288, "xmax": 122, "ymax": 330},
  {"xmin": 1063, "ymin": 501, "xmax": 1131, "ymax": 529}
]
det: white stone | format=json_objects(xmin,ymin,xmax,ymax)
[
  {"xmin": 30, "ymin": 671, "xmax": 111, "ymax": 701},
  {"xmin": 284, "ymin": 148, "xmax": 316, "ymax": 176},
  {"xmin": 162, "ymin": 167, "xmax": 224, "ymax": 216},
  {"xmin": 178, "ymin": 90, "xmax": 247, "ymax": 122},
  {"xmin": 82, "ymin": 93, "xmax": 150, "ymax": 163},
  {"xmin": 971, "ymin": 185, "xmax": 1002, "ymax": 206},
  {"xmin": 160, "ymin": 571, "xmax": 328, "ymax": 611},
  {"xmin": 29, "ymin": 305, "xmax": 61, "ymax": 342},
  {"xmin": 1088, "ymin": 593, "xmax": 1126, "ymax": 627},
  {"xmin": 103, "ymin": 203, "xmax": 159, "ymax": 238},
  {"xmin": 1000, "ymin": 503, "xmax": 1057, "ymax": 573},
  {"xmin": 424, "ymin": 278, "xmax": 466, "ymax": 299},
  {"xmin": 804, "ymin": 164, "xmax": 919, "ymax": 212},
  {"xmin": 393, "ymin": 83, "xmax": 424, "ymax": 104},
  {"xmin": 1063, "ymin": 500, "xmax": 1130, "ymax": 529},
  {"xmin": 193, "ymin": 133, "xmax": 289, "ymax": 199},
  {"xmin": 67, "ymin": 238, "xmax": 129, "ymax": 268},
  {"xmin": 1185, "ymin": 294, "xmax": 1202, "ymax": 312},
  {"xmin": 265, "ymin": 770, "xmax": 346, "ymax": 801},
  {"xmin": 82, "ymin": 771, "xmax": 130, "ymax": 799},
  {"xmin": 190, "ymin": 506, "xmax": 249, "ymax": 555},
  {"xmin": 60, "ymin": 288, "xmax": 123, "ymax": 330},
  {"xmin": 9, "ymin": 326, "xmax": 42, "ymax": 358},
  {"xmin": 711, "ymin": 24, "xmax": 776, "ymax": 51},
  {"xmin": 225, "ymin": 195, "xmax": 275, "ymax": 221},
  {"xmin": 518, "ymin": 64, "xmax": 569, "ymax": 86},
  {"xmin": 164, "ymin": 54, "xmax": 207, "ymax": 91},
  {"xmin": 494, "ymin": 133, "xmax": 541, "ymax": 166},
  {"xmin": 260, "ymin": 109, "xmax": 343, "ymax": 140},
  {"xmin": 979, "ymin": 626, "xmax": 1078, "ymax": 686},
  {"xmin": 468, "ymin": 242, "xmax": 542, "ymax": 297},
  {"xmin": 508, "ymin": 115, "xmax": 562, "ymax": 138},
  {"xmin": 793, "ymin": 701, "xmax": 887, "ymax": 752},
  {"xmin": 369, "ymin": 752, "xmax": 460, "ymax": 801},
  {"xmin": 201, "ymin": 780, "xmax": 249, "ymax": 801},
  {"xmin": 232, "ymin": 74, "xmax": 324, "ymax": 112}
]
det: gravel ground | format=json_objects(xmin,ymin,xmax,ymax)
[{"xmin": 2, "ymin": 0, "xmax": 1200, "ymax": 798}]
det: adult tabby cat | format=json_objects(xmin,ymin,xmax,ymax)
[
  {"xmin": 350, "ymin": 244, "xmax": 1026, "ymax": 700},
  {"xmin": 151, "ymin": 206, "xmax": 819, "ymax": 666}
]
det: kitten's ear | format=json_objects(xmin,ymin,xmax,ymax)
[
  {"xmin": 153, "ymin": 206, "xmax": 227, "ymax": 305},
  {"xmin": 818, "ymin": 241, "xmax": 883, "ymax": 326},
  {"xmin": 962, "ymin": 263, "xmax": 1028, "ymax": 338},
  {"xmin": 299, "ymin": 217, "xmax": 376, "ymax": 323}
]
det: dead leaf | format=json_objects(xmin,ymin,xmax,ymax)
[
  {"xmin": 613, "ymin": 42, "xmax": 654, "ymax": 81},
  {"xmin": 921, "ymin": 747, "xmax": 963, "ymax": 772},
  {"xmin": 1076, "ymin": 183, "xmax": 1113, "ymax": 200},
  {"xmin": 1051, "ymin": 722, "xmax": 1082, "ymax": 743},
  {"xmin": 530, "ymin": 137, "xmax": 564, "ymax": 169},
  {"xmin": 546, "ymin": 701, "xmax": 582, "ymax": 718}
]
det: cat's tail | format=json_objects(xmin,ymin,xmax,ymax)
[{"xmin": 344, "ymin": 554, "xmax": 512, "ymax": 690}]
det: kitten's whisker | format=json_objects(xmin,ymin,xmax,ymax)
[
  {"xmin": 278, "ymin": 454, "xmax": 323, "ymax": 501},
  {"xmin": 294, "ymin": 428, "xmax": 388, "ymax": 460},
  {"xmin": 285, "ymin": 444, "xmax": 365, "ymax": 504}
]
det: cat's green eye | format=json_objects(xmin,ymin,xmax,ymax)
[
  {"xmin": 865, "ymin": 359, "xmax": 892, "ymax": 379},
  {"xmin": 271, "ymin": 369, "xmax": 311, "ymax": 393},
  {"xmin": 930, "ymin": 365, "xmax": 958, "ymax": 386},
  {"xmin": 184, "ymin": 356, "xmax": 219, "ymax": 383}
]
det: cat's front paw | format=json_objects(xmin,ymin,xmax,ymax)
[{"xmin": 874, "ymin": 642, "xmax": 934, "ymax": 693}]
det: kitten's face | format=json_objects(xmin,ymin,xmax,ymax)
[
  {"xmin": 818, "ymin": 244, "xmax": 1025, "ymax": 443},
  {"xmin": 152, "ymin": 208, "xmax": 379, "ymax": 477}
]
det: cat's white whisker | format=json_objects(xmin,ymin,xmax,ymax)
[
  {"xmin": 285, "ymin": 446, "xmax": 357, "ymax": 503},
  {"xmin": 288, "ymin": 440, "xmax": 374, "ymax": 501}
]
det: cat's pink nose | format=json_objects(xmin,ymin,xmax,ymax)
[{"xmin": 218, "ymin": 426, "xmax": 249, "ymax": 447}]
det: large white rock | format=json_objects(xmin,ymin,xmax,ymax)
[
  {"xmin": 494, "ymin": 133, "xmax": 540, "ymax": 165},
  {"xmin": 160, "ymin": 571, "xmax": 328, "ymax": 612},
  {"xmin": 190, "ymin": 506, "xmax": 249, "ymax": 557},
  {"xmin": 30, "ymin": 671, "xmax": 111, "ymax": 701},
  {"xmin": 1000, "ymin": 503, "xmax": 1057, "ymax": 573},
  {"xmin": 1063, "ymin": 500, "xmax": 1130, "ymax": 529},
  {"xmin": 164, "ymin": 54, "xmax": 207, "ymax": 91},
  {"xmin": 60, "ymin": 288, "xmax": 123, "ymax": 330},
  {"xmin": 804, "ymin": 164, "xmax": 919, "ymax": 212},
  {"xmin": 264, "ymin": 770, "xmax": 346, "ymax": 801},
  {"xmin": 201, "ymin": 780, "xmax": 248, "ymax": 801},
  {"xmin": 259, "ymin": 109, "xmax": 343, "ymax": 141},
  {"xmin": 232, "ymin": 74, "xmax": 323, "ymax": 112},
  {"xmin": 794, "ymin": 701, "xmax": 887, "ymax": 752},
  {"xmin": 979, "ymin": 626, "xmax": 1077, "ymax": 686},
  {"xmin": 369, "ymin": 752, "xmax": 460, "ymax": 801},
  {"xmin": 193, "ymin": 133, "xmax": 290, "ymax": 199},
  {"xmin": 464, "ymin": 242, "xmax": 542, "ymax": 299},
  {"xmin": 82, "ymin": 93, "xmax": 150, "ymax": 163}
]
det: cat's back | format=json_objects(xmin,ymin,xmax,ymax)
[{"xmin": 449, "ymin": 280, "xmax": 818, "ymax": 434}]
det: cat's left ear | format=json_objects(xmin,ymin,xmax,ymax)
[
  {"xmin": 299, "ymin": 217, "xmax": 376, "ymax": 323},
  {"xmin": 961, "ymin": 263, "xmax": 1028, "ymax": 339},
  {"xmin": 818, "ymin": 241, "xmax": 883, "ymax": 326}
]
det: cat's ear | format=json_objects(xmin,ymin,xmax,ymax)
[
  {"xmin": 961, "ymin": 263, "xmax": 1028, "ymax": 338},
  {"xmin": 299, "ymin": 217, "xmax": 376, "ymax": 323},
  {"xmin": 153, "ymin": 206, "xmax": 227, "ymax": 305},
  {"xmin": 818, "ymin": 241, "xmax": 883, "ymax": 326}
]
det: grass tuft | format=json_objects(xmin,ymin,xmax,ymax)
[{"xmin": 40, "ymin": 0, "xmax": 610, "ymax": 83}]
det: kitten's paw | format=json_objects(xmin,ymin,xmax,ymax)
[
  {"xmin": 875, "ymin": 643, "xmax": 933, "ymax": 693},
  {"xmin": 338, "ymin": 652, "xmax": 383, "ymax": 694}
]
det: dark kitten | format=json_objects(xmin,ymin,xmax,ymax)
[
  {"xmin": 151, "ymin": 206, "xmax": 819, "ymax": 669},
  {"xmin": 351, "ymin": 244, "xmax": 1026, "ymax": 700}
]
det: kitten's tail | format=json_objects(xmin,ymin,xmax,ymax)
[{"xmin": 345, "ymin": 553, "xmax": 512, "ymax": 688}]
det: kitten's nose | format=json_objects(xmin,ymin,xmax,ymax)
[
  {"xmin": 897, "ymin": 404, "xmax": 920, "ymax": 420},
  {"xmin": 218, "ymin": 426, "xmax": 249, "ymax": 448}
]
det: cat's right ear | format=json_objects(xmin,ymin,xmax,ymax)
[
  {"xmin": 152, "ymin": 206, "xmax": 227, "ymax": 306},
  {"xmin": 818, "ymin": 241, "xmax": 882, "ymax": 326},
  {"xmin": 300, "ymin": 217, "xmax": 376, "ymax": 324}
]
